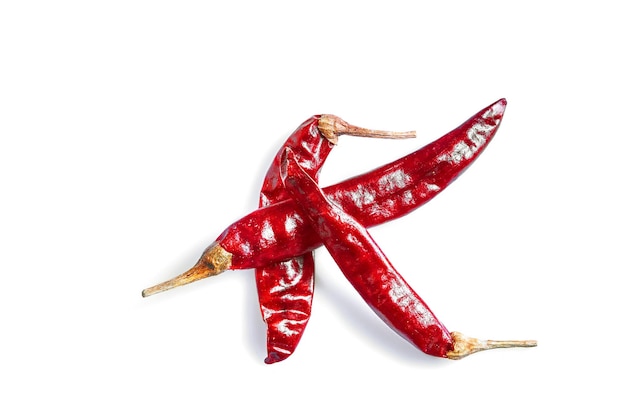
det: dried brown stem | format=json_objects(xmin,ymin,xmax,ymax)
[
  {"xmin": 446, "ymin": 331, "xmax": 537, "ymax": 360},
  {"xmin": 318, "ymin": 115, "xmax": 416, "ymax": 144},
  {"xmin": 141, "ymin": 243, "xmax": 232, "ymax": 297}
]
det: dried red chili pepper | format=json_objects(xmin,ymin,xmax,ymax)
[
  {"xmin": 142, "ymin": 99, "xmax": 508, "ymax": 301},
  {"xmin": 280, "ymin": 148, "xmax": 536, "ymax": 359},
  {"xmin": 256, "ymin": 115, "xmax": 415, "ymax": 363},
  {"xmin": 256, "ymin": 116, "xmax": 325, "ymax": 365}
]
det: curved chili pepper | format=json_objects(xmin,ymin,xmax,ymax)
[
  {"xmin": 280, "ymin": 147, "xmax": 452, "ymax": 356},
  {"xmin": 257, "ymin": 116, "xmax": 416, "ymax": 363},
  {"xmin": 142, "ymin": 99, "xmax": 506, "ymax": 297},
  {"xmin": 280, "ymin": 148, "xmax": 536, "ymax": 359},
  {"xmin": 255, "ymin": 116, "xmax": 327, "ymax": 364}
]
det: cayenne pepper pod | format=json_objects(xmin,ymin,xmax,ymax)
[
  {"xmin": 218, "ymin": 99, "xmax": 510, "ymax": 270},
  {"xmin": 142, "ymin": 99, "xmax": 506, "ymax": 296},
  {"xmin": 280, "ymin": 148, "xmax": 536, "ymax": 359},
  {"xmin": 256, "ymin": 115, "xmax": 415, "ymax": 363},
  {"xmin": 255, "ymin": 116, "xmax": 326, "ymax": 364}
]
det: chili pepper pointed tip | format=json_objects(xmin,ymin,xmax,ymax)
[
  {"xmin": 490, "ymin": 98, "xmax": 507, "ymax": 117},
  {"xmin": 264, "ymin": 351, "xmax": 290, "ymax": 364}
]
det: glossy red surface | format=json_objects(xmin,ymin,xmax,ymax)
[
  {"xmin": 255, "ymin": 116, "xmax": 333, "ymax": 364},
  {"xmin": 218, "ymin": 99, "xmax": 507, "ymax": 270},
  {"xmin": 281, "ymin": 149, "xmax": 453, "ymax": 357}
]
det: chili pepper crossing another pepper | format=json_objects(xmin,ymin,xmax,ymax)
[
  {"xmin": 142, "ymin": 99, "xmax": 507, "ymax": 299},
  {"xmin": 256, "ymin": 115, "xmax": 415, "ymax": 363},
  {"xmin": 280, "ymin": 148, "xmax": 536, "ymax": 359},
  {"xmin": 256, "ymin": 116, "xmax": 325, "ymax": 365}
]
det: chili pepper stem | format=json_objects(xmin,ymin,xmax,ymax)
[
  {"xmin": 446, "ymin": 331, "xmax": 537, "ymax": 360},
  {"xmin": 141, "ymin": 243, "xmax": 232, "ymax": 297},
  {"xmin": 318, "ymin": 115, "xmax": 416, "ymax": 144}
]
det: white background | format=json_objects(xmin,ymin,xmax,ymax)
[{"xmin": 1, "ymin": 1, "xmax": 624, "ymax": 415}]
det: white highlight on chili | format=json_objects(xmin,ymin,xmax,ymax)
[{"xmin": 261, "ymin": 219, "xmax": 276, "ymax": 242}]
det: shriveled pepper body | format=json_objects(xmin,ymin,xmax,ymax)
[
  {"xmin": 255, "ymin": 115, "xmax": 331, "ymax": 364},
  {"xmin": 281, "ymin": 148, "xmax": 453, "ymax": 357},
  {"xmin": 218, "ymin": 99, "xmax": 507, "ymax": 269},
  {"xmin": 255, "ymin": 114, "xmax": 416, "ymax": 363},
  {"xmin": 143, "ymin": 99, "xmax": 506, "ymax": 299},
  {"xmin": 280, "ymin": 147, "xmax": 536, "ymax": 359}
]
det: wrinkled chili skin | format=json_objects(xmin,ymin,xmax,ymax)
[
  {"xmin": 256, "ymin": 115, "xmax": 333, "ymax": 364},
  {"xmin": 259, "ymin": 115, "xmax": 331, "ymax": 204},
  {"xmin": 281, "ymin": 149, "xmax": 453, "ymax": 357},
  {"xmin": 218, "ymin": 99, "xmax": 506, "ymax": 269}
]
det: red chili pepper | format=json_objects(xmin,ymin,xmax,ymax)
[
  {"xmin": 256, "ymin": 115, "xmax": 415, "ymax": 363},
  {"xmin": 280, "ymin": 147, "xmax": 536, "ymax": 359},
  {"xmin": 255, "ymin": 116, "xmax": 327, "ymax": 364},
  {"xmin": 280, "ymin": 147, "xmax": 452, "ymax": 356},
  {"xmin": 142, "ymin": 99, "xmax": 506, "ymax": 297}
]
